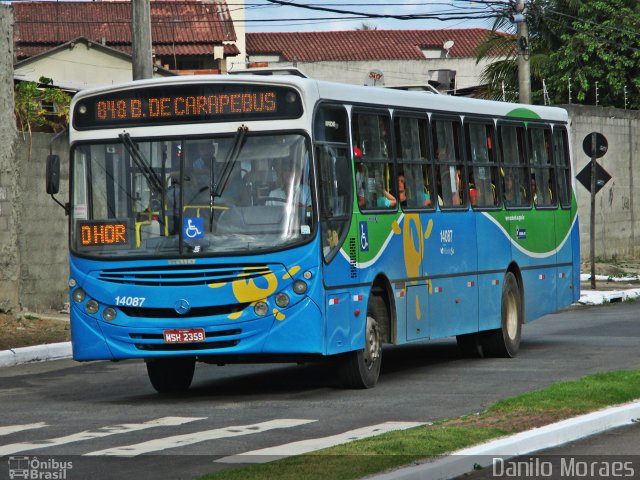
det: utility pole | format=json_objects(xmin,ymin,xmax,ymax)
[
  {"xmin": 515, "ymin": 0, "xmax": 531, "ymax": 104},
  {"xmin": 131, "ymin": 0, "xmax": 153, "ymax": 80}
]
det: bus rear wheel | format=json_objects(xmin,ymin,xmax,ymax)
[
  {"xmin": 337, "ymin": 296, "xmax": 384, "ymax": 389},
  {"xmin": 482, "ymin": 272, "xmax": 522, "ymax": 357},
  {"xmin": 146, "ymin": 357, "xmax": 196, "ymax": 393}
]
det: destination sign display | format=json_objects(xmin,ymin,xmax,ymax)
[
  {"xmin": 73, "ymin": 83, "xmax": 303, "ymax": 129},
  {"xmin": 76, "ymin": 219, "xmax": 133, "ymax": 250}
]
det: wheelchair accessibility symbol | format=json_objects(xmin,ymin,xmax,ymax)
[
  {"xmin": 359, "ymin": 221, "xmax": 369, "ymax": 252},
  {"xmin": 183, "ymin": 217, "xmax": 204, "ymax": 239}
]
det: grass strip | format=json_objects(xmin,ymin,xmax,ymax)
[{"xmin": 198, "ymin": 369, "xmax": 640, "ymax": 480}]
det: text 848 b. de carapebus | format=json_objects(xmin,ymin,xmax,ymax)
[{"xmin": 46, "ymin": 74, "xmax": 579, "ymax": 393}]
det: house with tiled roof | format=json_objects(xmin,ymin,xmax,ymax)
[
  {"xmin": 246, "ymin": 29, "xmax": 510, "ymax": 94},
  {"xmin": 12, "ymin": 0, "xmax": 246, "ymax": 90}
]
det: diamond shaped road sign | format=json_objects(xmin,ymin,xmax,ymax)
[{"xmin": 576, "ymin": 161, "xmax": 611, "ymax": 194}]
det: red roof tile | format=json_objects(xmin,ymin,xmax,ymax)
[
  {"xmin": 13, "ymin": 1, "xmax": 237, "ymax": 58},
  {"xmin": 247, "ymin": 29, "xmax": 507, "ymax": 62}
]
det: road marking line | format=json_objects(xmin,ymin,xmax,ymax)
[
  {"xmin": 0, "ymin": 422, "xmax": 48, "ymax": 437},
  {"xmin": 0, "ymin": 417, "xmax": 205, "ymax": 456},
  {"xmin": 86, "ymin": 419, "xmax": 316, "ymax": 457},
  {"xmin": 217, "ymin": 421, "xmax": 426, "ymax": 464}
]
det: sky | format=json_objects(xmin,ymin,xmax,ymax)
[{"xmin": 239, "ymin": 0, "xmax": 505, "ymax": 32}]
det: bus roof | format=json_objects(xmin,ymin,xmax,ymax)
[{"xmin": 70, "ymin": 73, "xmax": 568, "ymax": 125}]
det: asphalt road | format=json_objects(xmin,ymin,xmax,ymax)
[{"xmin": 1, "ymin": 302, "xmax": 639, "ymax": 480}]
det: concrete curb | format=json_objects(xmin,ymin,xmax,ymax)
[
  {"xmin": 0, "ymin": 342, "xmax": 72, "ymax": 368},
  {"xmin": 369, "ymin": 401, "xmax": 640, "ymax": 480},
  {"xmin": 578, "ymin": 288, "xmax": 640, "ymax": 305}
]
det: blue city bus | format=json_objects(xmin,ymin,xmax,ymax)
[{"xmin": 46, "ymin": 74, "xmax": 580, "ymax": 392}]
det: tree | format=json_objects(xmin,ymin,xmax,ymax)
[
  {"xmin": 475, "ymin": 0, "xmax": 640, "ymax": 109},
  {"xmin": 14, "ymin": 77, "xmax": 71, "ymax": 140},
  {"xmin": 545, "ymin": 0, "xmax": 640, "ymax": 108},
  {"xmin": 356, "ymin": 22, "xmax": 377, "ymax": 30}
]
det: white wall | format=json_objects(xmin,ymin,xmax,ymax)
[
  {"xmin": 226, "ymin": 0, "xmax": 246, "ymax": 71},
  {"xmin": 567, "ymin": 105, "xmax": 640, "ymax": 261},
  {"xmin": 246, "ymin": 57, "xmax": 498, "ymax": 91},
  {"xmin": 15, "ymin": 42, "xmax": 170, "ymax": 90}
]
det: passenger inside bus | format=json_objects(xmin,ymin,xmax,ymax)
[
  {"xmin": 266, "ymin": 164, "xmax": 310, "ymax": 207},
  {"xmin": 398, "ymin": 173, "xmax": 407, "ymax": 207},
  {"xmin": 503, "ymin": 171, "xmax": 517, "ymax": 206},
  {"xmin": 376, "ymin": 180, "xmax": 396, "ymax": 208},
  {"xmin": 217, "ymin": 163, "xmax": 248, "ymax": 206},
  {"xmin": 437, "ymin": 164, "xmax": 463, "ymax": 207}
]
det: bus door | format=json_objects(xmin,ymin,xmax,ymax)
[
  {"xmin": 315, "ymin": 105, "xmax": 358, "ymax": 354},
  {"xmin": 394, "ymin": 114, "xmax": 434, "ymax": 342},
  {"xmin": 552, "ymin": 127, "xmax": 576, "ymax": 308},
  {"xmin": 466, "ymin": 120, "xmax": 504, "ymax": 332},
  {"xmin": 525, "ymin": 126, "xmax": 559, "ymax": 318},
  {"xmin": 428, "ymin": 116, "xmax": 479, "ymax": 339}
]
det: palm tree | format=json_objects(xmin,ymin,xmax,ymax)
[
  {"xmin": 474, "ymin": 0, "xmax": 581, "ymax": 104},
  {"xmin": 356, "ymin": 22, "xmax": 377, "ymax": 30}
]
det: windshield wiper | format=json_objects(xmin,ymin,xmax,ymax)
[
  {"xmin": 119, "ymin": 132, "xmax": 164, "ymax": 194},
  {"xmin": 215, "ymin": 125, "xmax": 248, "ymax": 198},
  {"xmin": 208, "ymin": 125, "xmax": 248, "ymax": 232}
]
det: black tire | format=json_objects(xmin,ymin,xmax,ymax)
[
  {"xmin": 337, "ymin": 295, "xmax": 385, "ymax": 389},
  {"xmin": 482, "ymin": 271, "xmax": 522, "ymax": 357},
  {"xmin": 456, "ymin": 333, "xmax": 485, "ymax": 358},
  {"xmin": 146, "ymin": 357, "xmax": 196, "ymax": 393}
]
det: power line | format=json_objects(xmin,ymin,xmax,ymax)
[{"xmin": 262, "ymin": 0, "xmax": 499, "ymax": 22}]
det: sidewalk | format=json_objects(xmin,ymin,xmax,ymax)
[{"xmin": 369, "ymin": 400, "xmax": 640, "ymax": 480}]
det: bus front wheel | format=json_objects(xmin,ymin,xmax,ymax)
[
  {"xmin": 337, "ymin": 296, "xmax": 384, "ymax": 389},
  {"xmin": 483, "ymin": 272, "xmax": 522, "ymax": 357},
  {"xmin": 146, "ymin": 357, "xmax": 196, "ymax": 393}
]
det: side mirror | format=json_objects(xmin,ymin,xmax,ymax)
[{"xmin": 46, "ymin": 154, "xmax": 60, "ymax": 194}]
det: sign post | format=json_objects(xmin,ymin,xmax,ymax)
[{"xmin": 581, "ymin": 132, "xmax": 608, "ymax": 289}]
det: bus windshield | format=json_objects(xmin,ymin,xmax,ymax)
[{"xmin": 70, "ymin": 132, "xmax": 314, "ymax": 258}]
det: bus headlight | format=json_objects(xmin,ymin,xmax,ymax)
[
  {"xmin": 293, "ymin": 280, "xmax": 308, "ymax": 295},
  {"xmin": 275, "ymin": 293, "xmax": 290, "ymax": 308},
  {"xmin": 72, "ymin": 288, "xmax": 86, "ymax": 303},
  {"xmin": 102, "ymin": 307, "xmax": 117, "ymax": 322},
  {"xmin": 68, "ymin": 278, "xmax": 77, "ymax": 288},
  {"xmin": 254, "ymin": 301, "xmax": 269, "ymax": 316},
  {"xmin": 85, "ymin": 299, "xmax": 99, "ymax": 315}
]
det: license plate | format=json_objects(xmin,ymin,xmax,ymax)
[{"xmin": 163, "ymin": 328, "xmax": 205, "ymax": 343}]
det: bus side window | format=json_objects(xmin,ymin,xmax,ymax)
[
  {"xmin": 433, "ymin": 117, "xmax": 465, "ymax": 208},
  {"xmin": 353, "ymin": 112, "xmax": 395, "ymax": 210},
  {"xmin": 394, "ymin": 115, "xmax": 433, "ymax": 209},
  {"xmin": 499, "ymin": 123, "xmax": 530, "ymax": 208},
  {"xmin": 529, "ymin": 127, "xmax": 556, "ymax": 208},
  {"xmin": 466, "ymin": 121, "xmax": 499, "ymax": 208},
  {"xmin": 315, "ymin": 104, "xmax": 352, "ymax": 263},
  {"xmin": 553, "ymin": 127, "xmax": 572, "ymax": 208}
]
